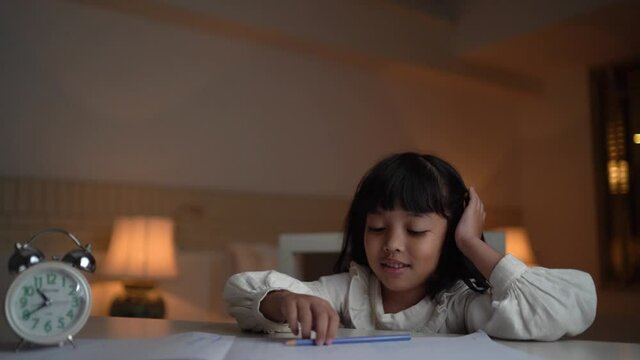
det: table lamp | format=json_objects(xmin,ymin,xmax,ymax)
[
  {"xmin": 503, "ymin": 226, "xmax": 537, "ymax": 266},
  {"xmin": 103, "ymin": 216, "xmax": 178, "ymax": 318}
]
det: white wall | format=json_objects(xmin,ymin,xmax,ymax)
[
  {"xmin": 4, "ymin": 0, "xmax": 629, "ymax": 277},
  {"xmin": 518, "ymin": 68, "xmax": 599, "ymax": 279},
  {"xmin": 0, "ymin": 0, "xmax": 528, "ymax": 214}
]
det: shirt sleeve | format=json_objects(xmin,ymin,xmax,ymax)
[
  {"xmin": 223, "ymin": 270, "xmax": 350, "ymax": 333},
  {"xmin": 445, "ymin": 255, "xmax": 597, "ymax": 340}
]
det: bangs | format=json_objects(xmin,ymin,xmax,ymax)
[{"xmin": 357, "ymin": 155, "xmax": 449, "ymax": 217}]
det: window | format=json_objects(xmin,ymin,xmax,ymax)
[{"xmin": 591, "ymin": 60, "xmax": 640, "ymax": 285}]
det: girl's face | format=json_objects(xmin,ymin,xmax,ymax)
[{"xmin": 364, "ymin": 208, "xmax": 448, "ymax": 304}]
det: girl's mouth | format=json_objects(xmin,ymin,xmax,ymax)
[{"xmin": 380, "ymin": 259, "xmax": 410, "ymax": 273}]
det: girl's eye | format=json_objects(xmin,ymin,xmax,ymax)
[
  {"xmin": 366, "ymin": 226, "xmax": 385, "ymax": 233},
  {"xmin": 407, "ymin": 229, "xmax": 428, "ymax": 236}
]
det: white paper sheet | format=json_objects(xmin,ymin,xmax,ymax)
[
  {"xmin": 225, "ymin": 331, "xmax": 542, "ymax": 360},
  {"xmin": 0, "ymin": 331, "xmax": 541, "ymax": 360},
  {"xmin": 0, "ymin": 332, "xmax": 235, "ymax": 360}
]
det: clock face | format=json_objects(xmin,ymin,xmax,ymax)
[{"xmin": 4, "ymin": 261, "xmax": 92, "ymax": 345}]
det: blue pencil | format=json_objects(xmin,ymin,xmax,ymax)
[{"xmin": 284, "ymin": 333, "xmax": 411, "ymax": 346}]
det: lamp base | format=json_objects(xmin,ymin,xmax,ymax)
[{"xmin": 109, "ymin": 282, "xmax": 166, "ymax": 319}]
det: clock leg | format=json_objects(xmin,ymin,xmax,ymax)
[
  {"xmin": 68, "ymin": 335, "xmax": 76, "ymax": 349},
  {"xmin": 15, "ymin": 338, "xmax": 27, "ymax": 352}
]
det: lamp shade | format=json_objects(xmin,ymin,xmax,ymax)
[
  {"xmin": 103, "ymin": 216, "xmax": 178, "ymax": 280},
  {"xmin": 503, "ymin": 227, "xmax": 537, "ymax": 266}
]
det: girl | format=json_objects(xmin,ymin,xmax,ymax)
[{"xmin": 223, "ymin": 153, "xmax": 596, "ymax": 345}]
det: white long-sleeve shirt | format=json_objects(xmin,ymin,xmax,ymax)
[{"xmin": 223, "ymin": 255, "xmax": 597, "ymax": 340}]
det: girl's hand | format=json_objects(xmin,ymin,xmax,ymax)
[
  {"xmin": 454, "ymin": 187, "xmax": 502, "ymax": 279},
  {"xmin": 259, "ymin": 290, "xmax": 340, "ymax": 345},
  {"xmin": 455, "ymin": 187, "xmax": 486, "ymax": 249}
]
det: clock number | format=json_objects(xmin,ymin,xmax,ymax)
[
  {"xmin": 46, "ymin": 273, "xmax": 57, "ymax": 285},
  {"xmin": 19, "ymin": 297, "xmax": 28, "ymax": 308},
  {"xmin": 31, "ymin": 317, "xmax": 40, "ymax": 330},
  {"xmin": 71, "ymin": 296, "xmax": 80, "ymax": 308},
  {"xmin": 68, "ymin": 284, "xmax": 77, "ymax": 296},
  {"xmin": 66, "ymin": 309, "xmax": 74, "ymax": 320},
  {"xmin": 22, "ymin": 286, "xmax": 35, "ymax": 297},
  {"xmin": 34, "ymin": 276, "xmax": 43, "ymax": 289},
  {"xmin": 57, "ymin": 317, "xmax": 65, "ymax": 329},
  {"xmin": 44, "ymin": 320, "xmax": 52, "ymax": 333},
  {"xmin": 22, "ymin": 309, "xmax": 30, "ymax": 321}
]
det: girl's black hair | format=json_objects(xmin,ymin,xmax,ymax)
[{"xmin": 334, "ymin": 152, "xmax": 489, "ymax": 296}]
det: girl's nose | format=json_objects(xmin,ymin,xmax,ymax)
[{"xmin": 383, "ymin": 229, "xmax": 405, "ymax": 253}]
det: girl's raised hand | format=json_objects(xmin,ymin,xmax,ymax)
[
  {"xmin": 455, "ymin": 187, "xmax": 486, "ymax": 248},
  {"xmin": 454, "ymin": 187, "xmax": 503, "ymax": 279},
  {"xmin": 259, "ymin": 290, "xmax": 340, "ymax": 345}
]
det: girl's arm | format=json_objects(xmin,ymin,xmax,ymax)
[
  {"xmin": 260, "ymin": 290, "xmax": 340, "ymax": 345},
  {"xmin": 454, "ymin": 187, "xmax": 503, "ymax": 279},
  {"xmin": 445, "ymin": 255, "xmax": 597, "ymax": 340},
  {"xmin": 450, "ymin": 187, "xmax": 597, "ymax": 340},
  {"xmin": 223, "ymin": 270, "xmax": 349, "ymax": 339}
]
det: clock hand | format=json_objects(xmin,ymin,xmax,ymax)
[
  {"xmin": 24, "ymin": 302, "xmax": 48, "ymax": 318},
  {"xmin": 36, "ymin": 288, "xmax": 51, "ymax": 304},
  {"xmin": 24, "ymin": 289, "xmax": 53, "ymax": 317}
]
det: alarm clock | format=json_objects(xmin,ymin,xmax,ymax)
[{"xmin": 4, "ymin": 228, "xmax": 96, "ymax": 349}]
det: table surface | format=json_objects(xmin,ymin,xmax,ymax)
[{"xmin": 2, "ymin": 316, "xmax": 640, "ymax": 360}]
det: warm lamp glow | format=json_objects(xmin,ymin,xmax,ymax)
[
  {"xmin": 503, "ymin": 227, "xmax": 537, "ymax": 266},
  {"xmin": 103, "ymin": 216, "xmax": 178, "ymax": 280}
]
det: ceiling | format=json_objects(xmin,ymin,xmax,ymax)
[
  {"xmin": 459, "ymin": 0, "xmax": 640, "ymax": 77},
  {"xmin": 69, "ymin": 0, "xmax": 640, "ymax": 91}
]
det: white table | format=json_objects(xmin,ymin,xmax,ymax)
[{"xmin": 1, "ymin": 316, "xmax": 639, "ymax": 360}]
